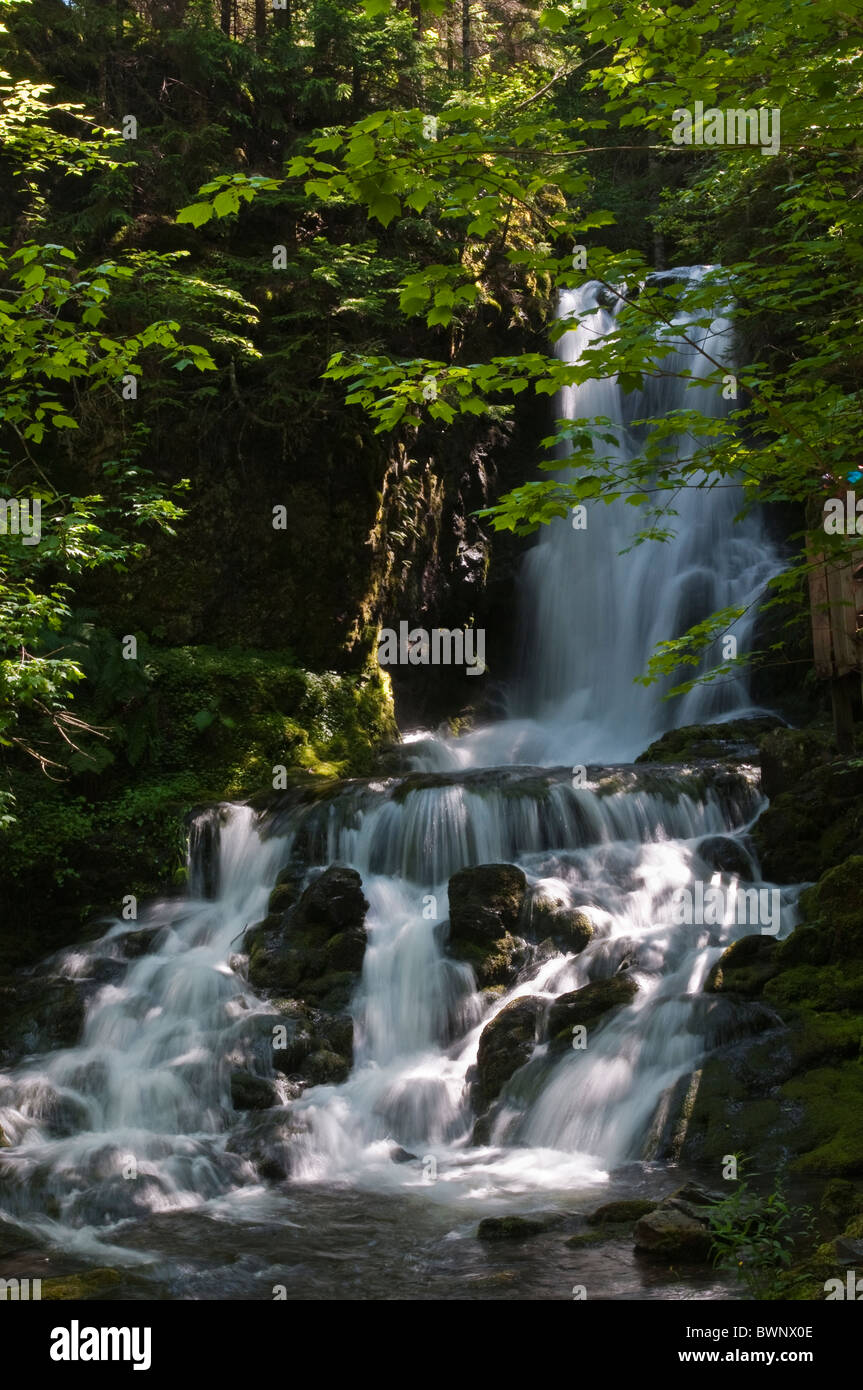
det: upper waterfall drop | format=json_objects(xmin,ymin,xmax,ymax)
[{"xmin": 415, "ymin": 270, "xmax": 783, "ymax": 771}]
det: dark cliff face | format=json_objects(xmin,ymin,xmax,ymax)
[
  {"xmin": 78, "ymin": 299, "xmax": 546, "ymax": 730},
  {"xmin": 376, "ymin": 403, "xmax": 544, "ymax": 730}
]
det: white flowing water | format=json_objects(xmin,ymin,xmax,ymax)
[{"xmin": 0, "ymin": 273, "xmax": 794, "ymax": 1281}]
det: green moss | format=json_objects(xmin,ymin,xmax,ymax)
[
  {"xmin": 635, "ymin": 718, "xmax": 778, "ymax": 765},
  {"xmin": 784, "ymin": 1063, "xmax": 863, "ymax": 1175},
  {"xmin": 42, "ymin": 1268, "xmax": 124, "ymax": 1300},
  {"xmin": 765, "ymin": 962, "xmax": 863, "ymax": 1012},
  {"xmin": 0, "ymin": 645, "xmax": 395, "ymax": 964}
]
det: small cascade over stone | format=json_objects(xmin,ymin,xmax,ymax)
[{"xmin": 0, "ymin": 271, "xmax": 794, "ymax": 1288}]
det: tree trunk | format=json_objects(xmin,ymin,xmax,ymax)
[
  {"xmin": 462, "ymin": 0, "xmax": 471, "ymax": 81},
  {"xmin": 220, "ymin": 0, "xmax": 231, "ymax": 36}
]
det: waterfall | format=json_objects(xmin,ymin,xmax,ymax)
[
  {"xmin": 0, "ymin": 271, "xmax": 794, "ymax": 1280},
  {"xmin": 420, "ymin": 271, "xmax": 782, "ymax": 769}
]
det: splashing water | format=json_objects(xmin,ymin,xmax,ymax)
[{"xmin": 0, "ymin": 273, "xmax": 793, "ymax": 1282}]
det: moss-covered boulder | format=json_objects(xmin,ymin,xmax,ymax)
[
  {"xmin": 528, "ymin": 891, "xmax": 594, "ymax": 955},
  {"xmin": 266, "ymin": 999, "xmax": 354, "ymax": 1088},
  {"xmin": 545, "ymin": 975, "xmax": 638, "ymax": 1048},
  {"xmin": 41, "ymin": 1268, "xmax": 124, "ymax": 1300},
  {"xmin": 695, "ymin": 835, "xmax": 756, "ymax": 880},
  {"xmin": 446, "ymin": 863, "xmax": 529, "ymax": 988},
  {"xmin": 230, "ymin": 1071, "xmax": 278, "ymax": 1111},
  {"xmin": 477, "ymin": 1214, "xmax": 557, "ymax": 1241},
  {"xmin": 448, "ymin": 863, "xmax": 527, "ymax": 945},
  {"xmin": 759, "ymin": 727, "xmax": 834, "ymax": 800},
  {"xmin": 635, "ymin": 718, "xmax": 780, "ymax": 765},
  {"xmin": 587, "ymin": 1198, "xmax": 658, "ymax": 1226},
  {"xmin": 704, "ymin": 934, "xmax": 780, "ymax": 996},
  {"xmin": 246, "ymin": 865, "xmax": 368, "ymax": 998},
  {"xmin": 790, "ymin": 856, "xmax": 863, "ymax": 963},
  {"xmin": 752, "ymin": 763, "xmax": 863, "ymax": 884},
  {"xmin": 225, "ymin": 1109, "xmax": 309, "ymax": 1181},
  {"xmin": 472, "ymin": 996, "xmax": 540, "ymax": 1112},
  {"xmin": 0, "ymin": 978, "xmax": 85, "ymax": 1066},
  {"xmin": 634, "ymin": 1198, "xmax": 713, "ymax": 1261}
]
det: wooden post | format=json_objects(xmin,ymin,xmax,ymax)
[{"xmin": 808, "ymin": 501, "xmax": 863, "ymax": 751}]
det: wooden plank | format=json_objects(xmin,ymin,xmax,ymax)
[
  {"xmin": 826, "ymin": 559, "xmax": 858, "ymax": 676},
  {"xmin": 807, "ymin": 548, "xmax": 834, "ymax": 679}
]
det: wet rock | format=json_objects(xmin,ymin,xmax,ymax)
[
  {"xmin": 471, "ymin": 1112, "xmax": 495, "ymax": 1146},
  {"xmin": 299, "ymin": 866, "xmax": 369, "ymax": 933},
  {"xmin": 245, "ymin": 864, "xmax": 368, "ymax": 1004},
  {"xmin": 267, "ymin": 1000, "xmax": 353, "ymax": 1088},
  {"xmin": 786, "ymin": 856, "xmax": 863, "ymax": 963},
  {"xmin": 472, "ymin": 996, "xmax": 540, "ymax": 1112},
  {"xmin": 759, "ymin": 726, "xmax": 833, "ymax": 800},
  {"xmin": 686, "ymin": 994, "xmax": 781, "ymax": 1048},
  {"xmin": 820, "ymin": 1179, "xmax": 863, "ymax": 1225},
  {"xmin": 545, "ymin": 975, "xmax": 638, "ymax": 1046},
  {"xmin": 477, "ymin": 1214, "xmax": 558, "ymax": 1241},
  {"xmin": 829, "ymin": 1236, "xmax": 863, "ymax": 1265},
  {"xmin": 667, "ymin": 1182, "xmax": 722, "ymax": 1207},
  {"xmin": 696, "ymin": 835, "xmax": 755, "ymax": 880},
  {"xmin": 225, "ymin": 1110, "xmax": 308, "ymax": 1181},
  {"xmin": 705, "ymin": 935, "xmax": 780, "ymax": 996},
  {"xmin": 119, "ymin": 927, "xmax": 164, "ymax": 959},
  {"xmin": 451, "ymin": 933, "xmax": 528, "ymax": 990},
  {"xmin": 752, "ymin": 763, "xmax": 863, "ymax": 884},
  {"xmin": 304, "ymin": 1049, "xmax": 350, "ymax": 1085},
  {"xmin": 0, "ymin": 978, "xmax": 85, "ymax": 1065},
  {"xmin": 41, "ymin": 1268, "xmax": 125, "ymax": 1300},
  {"xmin": 390, "ymin": 1146, "xmax": 417, "ymax": 1164},
  {"xmin": 636, "ymin": 718, "xmax": 781, "ymax": 766},
  {"xmin": 634, "ymin": 1199, "xmax": 713, "ymax": 1261},
  {"xmin": 587, "ymin": 1199, "xmax": 658, "ymax": 1226},
  {"xmin": 230, "ymin": 1071, "xmax": 278, "ymax": 1111},
  {"xmin": 448, "ymin": 863, "xmax": 527, "ymax": 945},
  {"xmin": 529, "ymin": 891, "xmax": 594, "ymax": 955}
]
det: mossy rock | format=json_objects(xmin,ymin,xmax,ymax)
[
  {"xmin": 695, "ymin": 835, "xmax": 756, "ymax": 880},
  {"xmin": 447, "ymin": 863, "xmax": 527, "ymax": 946},
  {"xmin": 546, "ymin": 975, "xmax": 638, "ymax": 1047},
  {"xmin": 636, "ymin": 718, "xmax": 780, "ymax": 765},
  {"xmin": 447, "ymin": 931, "xmax": 528, "ymax": 989},
  {"xmin": 586, "ymin": 1198, "xmax": 658, "ymax": 1226},
  {"xmin": 704, "ymin": 934, "xmax": 780, "ymax": 996},
  {"xmin": 820, "ymin": 1178, "xmax": 863, "ymax": 1225},
  {"xmin": 41, "ymin": 1268, "xmax": 124, "ymax": 1300},
  {"xmin": 528, "ymin": 893, "xmax": 593, "ymax": 955},
  {"xmin": 246, "ymin": 866, "xmax": 368, "ymax": 1000},
  {"xmin": 304, "ymin": 1048, "xmax": 351, "ymax": 1085},
  {"xmin": 477, "ymin": 1214, "xmax": 556, "ymax": 1241},
  {"xmin": 759, "ymin": 727, "xmax": 834, "ymax": 800},
  {"xmin": 783, "ymin": 1063, "xmax": 863, "ymax": 1175},
  {"xmin": 795, "ymin": 856, "xmax": 863, "ymax": 961},
  {"xmin": 473, "ymin": 996, "xmax": 540, "ymax": 1112},
  {"xmin": 633, "ymin": 1201, "xmax": 713, "ymax": 1261},
  {"xmin": 0, "ymin": 978, "xmax": 85, "ymax": 1065},
  {"xmin": 765, "ymin": 961, "xmax": 863, "ymax": 1013},
  {"xmin": 230, "ymin": 1071, "xmax": 278, "ymax": 1111},
  {"xmin": 752, "ymin": 766, "xmax": 863, "ymax": 884}
]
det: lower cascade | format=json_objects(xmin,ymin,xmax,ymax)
[{"xmin": 0, "ymin": 275, "xmax": 799, "ymax": 1296}]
